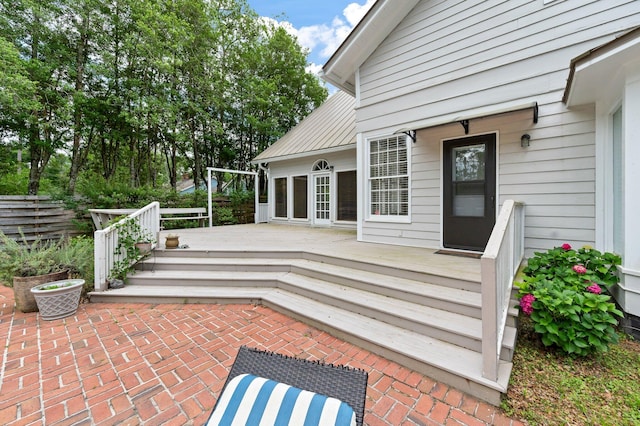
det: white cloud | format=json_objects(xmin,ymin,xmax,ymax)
[
  {"xmin": 343, "ymin": 0, "xmax": 376, "ymax": 27},
  {"xmin": 260, "ymin": 1, "xmax": 374, "ymax": 63},
  {"xmin": 305, "ymin": 62, "xmax": 323, "ymax": 76}
]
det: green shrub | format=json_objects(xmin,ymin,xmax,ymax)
[
  {"xmin": 213, "ymin": 206, "xmax": 238, "ymax": 225},
  {"xmin": 0, "ymin": 231, "xmax": 94, "ymax": 293},
  {"xmin": 516, "ymin": 244, "xmax": 623, "ymax": 356}
]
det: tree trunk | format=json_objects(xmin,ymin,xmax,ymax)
[{"xmin": 69, "ymin": 9, "xmax": 90, "ymax": 195}]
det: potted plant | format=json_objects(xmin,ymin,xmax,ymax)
[
  {"xmin": 165, "ymin": 234, "xmax": 180, "ymax": 249},
  {"xmin": 0, "ymin": 231, "xmax": 70, "ymax": 313},
  {"xmin": 30, "ymin": 279, "xmax": 85, "ymax": 320},
  {"xmin": 134, "ymin": 227, "xmax": 155, "ymax": 255}
]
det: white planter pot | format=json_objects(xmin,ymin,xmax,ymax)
[{"xmin": 30, "ymin": 279, "xmax": 84, "ymax": 321}]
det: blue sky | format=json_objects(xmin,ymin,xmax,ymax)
[{"xmin": 247, "ymin": 0, "xmax": 375, "ymax": 75}]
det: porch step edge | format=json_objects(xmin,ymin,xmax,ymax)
[
  {"xmin": 262, "ymin": 289, "xmax": 511, "ymax": 405},
  {"xmin": 88, "ymin": 284, "xmax": 510, "ymax": 405}
]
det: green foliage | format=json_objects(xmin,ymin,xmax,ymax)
[
  {"xmin": 109, "ymin": 217, "xmax": 155, "ymax": 281},
  {"xmin": 523, "ymin": 245, "xmax": 621, "ymax": 289},
  {"xmin": 0, "ymin": 231, "xmax": 94, "ymax": 293},
  {"xmin": 229, "ymin": 190, "xmax": 254, "ymax": 208},
  {"xmin": 0, "ymin": 231, "xmax": 66, "ymax": 284},
  {"xmin": 506, "ymin": 316, "xmax": 640, "ymax": 425},
  {"xmin": 0, "ymin": 166, "xmax": 30, "ymax": 195},
  {"xmin": 517, "ymin": 244, "xmax": 623, "ymax": 356},
  {"xmin": 0, "ymin": 0, "xmax": 327, "ymax": 195},
  {"xmin": 39, "ymin": 281, "xmax": 76, "ymax": 290},
  {"xmin": 55, "ymin": 235, "xmax": 95, "ymax": 293},
  {"xmin": 213, "ymin": 206, "xmax": 237, "ymax": 226}
]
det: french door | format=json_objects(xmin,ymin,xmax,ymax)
[{"xmin": 314, "ymin": 174, "xmax": 331, "ymax": 225}]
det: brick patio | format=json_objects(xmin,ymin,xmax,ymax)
[{"xmin": 0, "ymin": 286, "xmax": 523, "ymax": 425}]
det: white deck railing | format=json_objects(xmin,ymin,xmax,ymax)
[
  {"xmin": 94, "ymin": 202, "xmax": 161, "ymax": 291},
  {"xmin": 480, "ymin": 200, "xmax": 525, "ymax": 381}
]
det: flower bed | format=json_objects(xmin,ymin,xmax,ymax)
[{"xmin": 516, "ymin": 244, "xmax": 622, "ymax": 356}]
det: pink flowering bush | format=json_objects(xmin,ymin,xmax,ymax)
[
  {"xmin": 519, "ymin": 294, "xmax": 535, "ymax": 315},
  {"xmin": 516, "ymin": 244, "xmax": 622, "ymax": 356},
  {"xmin": 572, "ymin": 264, "xmax": 587, "ymax": 274},
  {"xmin": 587, "ymin": 283, "xmax": 602, "ymax": 294}
]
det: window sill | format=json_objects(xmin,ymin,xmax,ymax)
[{"xmin": 366, "ymin": 215, "xmax": 411, "ymax": 224}]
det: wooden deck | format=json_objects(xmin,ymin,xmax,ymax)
[
  {"xmin": 89, "ymin": 223, "xmax": 516, "ymax": 405},
  {"xmin": 154, "ymin": 224, "xmax": 482, "ymax": 282}
]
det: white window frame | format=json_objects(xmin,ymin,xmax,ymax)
[{"xmin": 366, "ymin": 134, "xmax": 411, "ymax": 223}]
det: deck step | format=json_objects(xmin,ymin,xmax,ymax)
[
  {"xmin": 90, "ymin": 246, "xmax": 518, "ymax": 406},
  {"xmin": 97, "ymin": 268, "xmax": 517, "ymax": 361},
  {"xmin": 263, "ymin": 289, "xmax": 512, "ymax": 404},
  {"xmin": 147, "ymin": 249, "xmax": 481, "ymax": 291},
  {"xmin": 137, "ymin": 256, "xmax": 518, "ymax": 326},
  {"xmin": 90, "ymin": 284, "xmax": 511, "ymax": 405},
  {"xmin": 278, "ymin": 273, "xmax": 516, "ymax": 360}
]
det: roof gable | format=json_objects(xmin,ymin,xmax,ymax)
[
  {"xmin": 321, "ymin": 0, "xmax": 419, "ymax": 95},
  {"xmin": 253, "ymin": 91, "xmax": 356, "ymax": 163}
]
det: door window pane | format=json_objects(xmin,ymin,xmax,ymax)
[{"xmin": 452, "ymin": 144, "xmax": 485, "ymax": 217}]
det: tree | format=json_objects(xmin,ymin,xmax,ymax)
[
  {"xmin": 0, "ymin": 0, "xmax": 74, "ymax": 194},
  {"xmin": 0, "ymin": 0, "xmax": 328, "ymax": 196}
]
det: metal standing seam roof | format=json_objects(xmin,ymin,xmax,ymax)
[{"xmin": 252, "ymin": 91, "xmax": 356, "ymax": 163}]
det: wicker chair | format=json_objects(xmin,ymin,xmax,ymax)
[{"xmin": 208, "ymin": 346, "xmax": 369, "ymax": 426}]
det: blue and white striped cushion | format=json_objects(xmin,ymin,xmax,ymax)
[{"xmin": 207, "ymin": 374, "xmax": 356, "ymax": 426}]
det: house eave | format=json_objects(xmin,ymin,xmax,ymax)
[
  {"xmin": 564, "ymin": 26, "xmax": 640, "ymax": 106},
  {"xmin": 321, "ymin": 0, "xmax": 420, "ymax": 95},
  {"xmin": 251, "ymin": 144, "xmax": 356, "ymax": 165}
]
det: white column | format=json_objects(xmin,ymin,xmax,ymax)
[{"xmin": 620, "ymin": 73, "xmax": 640, "ymax": 316}]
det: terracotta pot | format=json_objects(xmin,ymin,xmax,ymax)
[
  {"xmin": 165, "ymin": 236, "xmax": 179, "ymax": 249},
  {"xmin": 135, "ymin": 242, "xmax": 152, "ymax": 255},
  {"xmin": 13, "ymin": 270, "xmax": 70, "ymax": 313}
]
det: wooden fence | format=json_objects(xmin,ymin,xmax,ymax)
[{"xmin": 0, "ymin": 195, "xmax": 77, "ymax": 242}]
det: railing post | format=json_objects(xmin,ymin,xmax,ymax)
[
  {"xmin": 481, "ymin": 254, "xmax": 499, "ymax": 381},
  {"xmin": 254, "ymin": 173, "xmax": 259, "ymax": 224},
  {"xmin": 94, "ymin": 230, "xmax": 107, "ymax": 292},
  {"xmin": 207, "ymin": 168, "xmax": 213, "ymax": 228},
  {"xmin": 481, "ymin": 200, "xmax": 525, "ymax": 382}
]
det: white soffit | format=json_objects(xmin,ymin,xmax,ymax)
[
  {"xmin": 564, "ymin": 27, "xmax": 640, "ymax": 106},
  {"xmin": 321, "ymin": 0, "xmax": 420, "ymax": 95}
]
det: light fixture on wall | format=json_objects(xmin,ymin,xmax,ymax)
[{"xmin": 520, "ymin": 133, "xmax": 531, "ymax": 148}]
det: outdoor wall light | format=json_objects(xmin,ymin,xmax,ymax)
[{"xmin": 521, "ymin": 133, "xmax": 531, "ymax": 148}]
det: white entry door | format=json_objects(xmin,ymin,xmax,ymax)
[{"xmin": 314, "ymin": 174, "xmax": 331, "ymax": 225}]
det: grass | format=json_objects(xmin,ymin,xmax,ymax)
[{"xmin": 502, "ymin": 316, "xmax": 640, "ymax": 425}]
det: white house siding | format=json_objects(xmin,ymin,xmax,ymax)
[
  {"xmin": 357, "ymin": 0, "xmax": 640, "ymax": 127},
  {"xmin": 268, "ymin": 149, "xmax": 357, "ymax": 227},
  {"xmin": 356, "ymin": 0, "xmax": 638, "ymax": 250},
  {"xmin": 361, "ymin": 103, "xmax": 596, "ymax": 252}
]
